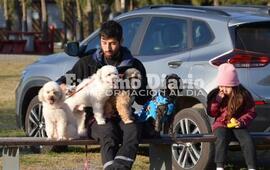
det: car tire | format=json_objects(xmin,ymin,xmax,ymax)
[
  {"xmin": 172, "ymin": 108, "xmax": 214, "ymax": 170},
  {"xmin": 25, "ymin": 95, "xmax": 68, "ymax": 153}
]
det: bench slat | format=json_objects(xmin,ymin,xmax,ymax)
[
  {"xmin": 0, "ymin": 134, "xmax": 216, "ymax": 146},
  {"xmin": 0, "ymin": 132, "xmax": 269, "ymax": 147},
  {"xmin": 0, "ymin": 137, "xmax": 97, "ymax": 146}
]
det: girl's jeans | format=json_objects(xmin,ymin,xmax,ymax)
[{"xmin": 214, "ymin": 127, "xmax": 256, "ymax": 169}]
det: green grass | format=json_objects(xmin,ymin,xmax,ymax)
[
  {"xmin": 0, "ymin": 55, "xmax": 38, "ymax": 134},
  {"xmin": 20, "ymin": 151, "xmax": 104, "ymax": 170},
  {"xmin": 19, "ymin": 150, "xmax": 149, "ymax": 170},
  {"xmin": 18, "ymin": 145, "xmax": 149, "ymax": 170}
]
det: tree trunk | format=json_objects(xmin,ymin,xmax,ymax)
[
  {"xmin": 59, "ymin": 0, "xmax": 67, "ymax": 47},
  {"xmin": 15, "ymin": 0, "xmax": 22, "ymax": 32},
  {"xmin": 75, "ymin": 0, "xmax": 84, "ymax": 41},
  {"xmin": 4, "ymin": 0, "xmax": 11, "ymax": 31},
  {"xmin": 21, "ymin": 0, "xmax": 27, "ymax": 32},
  {"xmin": 122, "ymin": 0, "xmax": 128, "ymax": 12},
  {"xmin": 86, "ymin": 0, "xmax": 94, "ymax": 35},
  {"xmin": 113, "ymin": 0, "xmax": 122, "ymax": 18},
  {"xmin": 213, "ymin": 0, "xmax": 219, "ymax": 6},
  {"xmin": 102, "ymin": 3, "xmax": 111, "ymax": 21},
  {"xmin": 119, "ymin": 0, "xmax": 127, "ymax": 12},
  {"xmin": 41, "ymin": 0, "xmax": 48, "ymax": 40},
  {"xmin": 115, "ymin": 0, "xmax": 121, "ymax": 12},
  {"xmin": 129, "ymin": 0, "xmax": 134, "ymax": 10},
  {"xmin": 98, "ymin": 5, "xmax": 103, "ymax": 24}
]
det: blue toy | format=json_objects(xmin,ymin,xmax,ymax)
[{"xmin": 135, "ymin": 92, "xmax": 175, "ymax": 123}]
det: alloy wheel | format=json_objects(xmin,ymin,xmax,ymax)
[
  {"xmin": 172, "ymin": 118, "xmax": 202, "ymax": 169},
  {"xmin": 26, "ymin": 102, "xmax": 46, "ymax": 137}
]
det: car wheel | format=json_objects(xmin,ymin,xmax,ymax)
[
  {"xmin": 25, "ymin": 95, "xmax": 67, "ymax": 153},
  {"xmin": 172, "ymin": 108, "xmax": 214, "ymax": 170}
]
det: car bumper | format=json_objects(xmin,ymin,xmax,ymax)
[
  {"xmin": 15, "ymin": 79, "xmax": 24, "ymax": 129},
  {"xmin": 249, "ymin": 103, "xmax": 270, "ymax": 132}
]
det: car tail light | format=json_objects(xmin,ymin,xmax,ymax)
[
  {"xmin": 255, "ymin": 100, "xmax": 266, "ymax": 105},
  {"xmin": 211, "ymin": 49, "xmax": 270, "ymax": 68}
]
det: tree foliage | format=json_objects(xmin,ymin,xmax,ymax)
[{"xmin": 2, "ymin": 0, "xmax": 269, "ymax": 43}]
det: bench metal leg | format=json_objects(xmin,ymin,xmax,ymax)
[
  {"xmin": 2, "ymin": 147, "xmax": 20, "ymax": 170},
  {"xmin": 149, "ymin": 144, "xmax": 172, "ymax": 170}
]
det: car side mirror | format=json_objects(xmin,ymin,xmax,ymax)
[{"xmin": 64, "ymin": 42, "xmax": 80, "ymax": 56}]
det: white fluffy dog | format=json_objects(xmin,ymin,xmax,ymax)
[
  {"xmin": 38, "ymin": 81, "xmax": 79, "ymax": 140},
  {"xmin": 65, "ymin": 65, "xmax": 119, "ymax": 135}
]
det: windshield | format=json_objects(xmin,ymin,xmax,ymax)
[{"xmin": 235, "ymin": 22, "xmax": 270, "ymax": 54}]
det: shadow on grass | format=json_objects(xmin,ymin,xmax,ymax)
[
  {"xmin": 52, "ymin": 145, "xmax": 150, "ymax": 156},
  {"xmin": 68, "ymin": 144, "xmax": 150, "ymax": 156},
  {"xmin": 0, "ymin": 75, "xmax": 20, "ymax": 79}
]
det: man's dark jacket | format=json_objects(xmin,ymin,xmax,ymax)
[{"xmin": 57, "ymin": 46, "xmax": 149, "ymax": 105}]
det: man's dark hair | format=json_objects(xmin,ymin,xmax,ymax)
[{"xmin": 99, "ymin": 20, "xmax": 123, "ymax": 42}]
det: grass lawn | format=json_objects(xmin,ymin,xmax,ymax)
[
  {"xmin": 0, "ymin": 54, "xmax": 150, "ymax": 170},
  {"xmin": 0, "ymin": 55, "xmax": 37, "ymax": 136}
]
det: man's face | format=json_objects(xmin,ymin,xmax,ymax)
[{"xmin": 100, "ymin": 36, "xmax": 121, "ymax": 59}]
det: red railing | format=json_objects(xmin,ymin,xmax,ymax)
[{"xmin": 0, "ymin": 26, "xmax": 55, "ymax": 54}]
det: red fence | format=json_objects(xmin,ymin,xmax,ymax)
[{"xmin": 0, "ymin": 27, "xmax": 55, "ymax": 54}]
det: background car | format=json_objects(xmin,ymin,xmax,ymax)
[{"xmin": 16, "ymin": 5, "xmax": 270, "ymax": 170}]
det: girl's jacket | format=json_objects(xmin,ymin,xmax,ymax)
[{"xmin": 207, "ymin": 88, "xmax": 256, "ymax": 131}]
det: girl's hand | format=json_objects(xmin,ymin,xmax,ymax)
[
  {"xmin": 216, "ymin": 91, "xmax": 224, "ymax": 103},
  {"xmin": 64, "ymin": 84, "xmax": 76, "ymax": 96},
  {"xmin": 235, "ymin": 120, "xmax": 241, "ymax": 128}
]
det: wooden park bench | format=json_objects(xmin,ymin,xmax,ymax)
[{"xmin": 0, "ymin": 132, "xmax": 269, "ymax": 170}]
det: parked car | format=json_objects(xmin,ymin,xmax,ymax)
[{"xmin": 16, "ymin": 5, "xmax": 270, "ymax": 170}]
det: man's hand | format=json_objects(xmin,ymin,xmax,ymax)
[
  {"xmin": 60, "ymin": 83, "xmax": 67, "ymax": 93},
  {"xmin": 60, "ymin": 83, "xmax": 76, "ymax": 96}
]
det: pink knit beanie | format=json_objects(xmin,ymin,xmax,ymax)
[{"xmin": 217, "ymin": 63, "xmax": 240, "ymax": 86}]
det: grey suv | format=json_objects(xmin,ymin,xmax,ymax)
[{"xmin": 16, "ymin": 5, "xmax": 270, "ymax": 169}]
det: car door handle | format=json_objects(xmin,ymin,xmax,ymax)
[{"xmin": 168, "ymin": 61, "xmax": 182, "ymax": 68}]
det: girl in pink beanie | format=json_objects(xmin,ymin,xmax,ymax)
[{"xmin": 207, "ymin": 63, "xmax": 257, "ymax": 170}]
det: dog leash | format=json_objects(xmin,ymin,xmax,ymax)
[
  {"xmin": 65, "ymin": 78, "xmax": 95, "ymax": 100},
  {"xmin": 84, "ymin": 145, "xmax": 89, "ymax": 170}
]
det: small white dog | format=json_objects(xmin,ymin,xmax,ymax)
[
  {"xmin": 38, "ymin": 81, "xmax": 79, "ymax": 140},
  {"xmin": 65, "ymin": 65, "xmax": 119, "ymax": 134}
]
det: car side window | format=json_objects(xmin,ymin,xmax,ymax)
[
  {"xmin": 139, "ymin": 17, "xmax": 188, "ymax": 56},
  {"xmin": 86, "ymin": 35, "xmax": 100, "ymax": 51},
  {"xmin": 192, "ymin": 20, "xmax": 213, "ymax": 47},
  {"xmin": 85, "ymin": 17, "xmax": 142, "ymax": 52},
  {"xmin": 119, "ymin": 17, "xmax": 142, "ymax": 49}
]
